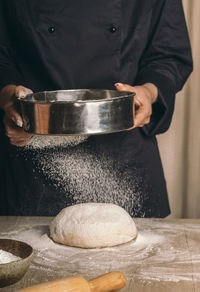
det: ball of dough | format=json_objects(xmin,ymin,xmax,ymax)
[{"xmin": 50, "ymin": 203, "xmax": 137, "ymax": 248}]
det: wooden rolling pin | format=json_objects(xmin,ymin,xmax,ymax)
[{"xmin": 16, "ymin": 271, "xmax": 126, "ymax": 292}]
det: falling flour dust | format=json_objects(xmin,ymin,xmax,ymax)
[
  {"xmin": 23, "ymin": 135, "xmax": 145, "ymax": 217},
  {"xmin": 27, "ymin": 135, "xmax": 89, "ymax": 149}
]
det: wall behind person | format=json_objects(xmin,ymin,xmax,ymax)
[{"xmin": 158, "ymin": 0, "xmax": 200, "ymax": 218}]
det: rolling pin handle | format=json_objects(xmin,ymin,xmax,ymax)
[{"xmin": 88, "ymin": 272, "xmax": 126, "ymax": 292}]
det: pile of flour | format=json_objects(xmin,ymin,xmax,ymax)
[{"xmin": 0, "ymin": 249, "xmax": 21, "ymax": 264}]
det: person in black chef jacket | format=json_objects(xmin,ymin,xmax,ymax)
[{"xmin": 0, "ymin": 0, "xmax": 193, "ymax": 217}]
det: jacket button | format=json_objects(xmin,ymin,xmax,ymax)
[
  {"xmin": 48, "ymin": 26, "xmax": 55, "ymax": 33},
  {"xmin": 109, "ymin": 26, "xmax": 117, "ymax": 33}
]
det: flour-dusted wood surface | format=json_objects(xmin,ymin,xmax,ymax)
[{"xmin": 0, "ymin": 217, "xmax": 200, "ymax": 292}]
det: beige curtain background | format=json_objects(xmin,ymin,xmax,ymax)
[{"xmin": 157, "ymin": 0, "xmax": 200, "ymax": 218}]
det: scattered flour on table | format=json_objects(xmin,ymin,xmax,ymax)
[
  {"xmin": 0, "ymin": 249, "xmax": 21, "ymax": 264},
  {"xmin": 2, "ymin": 225, "xmax": 166, "ymax": 272},
  {"xmin": 2, "ymin": 221, "xmax": 200, "ymax": 285}
]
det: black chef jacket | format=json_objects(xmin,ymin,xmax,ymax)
[{"xmin": 0, "ymin": 0, "xmax": 193, "ymax": 217}]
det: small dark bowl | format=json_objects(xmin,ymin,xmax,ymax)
[{"xmin": 0, "ymin": 239, "xmax": 33, "ymax": 288}]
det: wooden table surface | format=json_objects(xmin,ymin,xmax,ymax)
[{"xmin": 0, "ymin": 217, "xmax": 200, "ymax": 292}]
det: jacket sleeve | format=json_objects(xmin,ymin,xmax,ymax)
[
  {"xmin": 135, "ymin": 0, "xmax": 193, "ymax": 136},
  {"xmin": 0, "ymin": 1, "xmax": 22, "ymax": 91}
]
